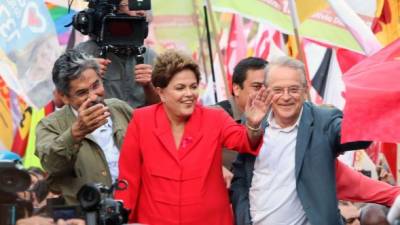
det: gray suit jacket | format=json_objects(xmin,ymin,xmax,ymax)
[{"xmin": 230, "ymin": 102, "xmax": 370, "ymax": 225}]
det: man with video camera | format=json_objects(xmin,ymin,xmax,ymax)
[
  {"xmin": 35, "ymin": 49, "xmax": 132, "ymax": 207},
  {"xmin": 75, "ymin": 0, "xmax": 159, "ymax": 108}
]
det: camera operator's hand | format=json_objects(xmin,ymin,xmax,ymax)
[
  {"xmin": 71, "ymin": 97, "xmax": 110, "ymax": 141},
  {"xmin": 57, "ymin": 219, "xmax": 86, "ymax": 225},
  {"xmin": 95, "ymin": 58, "xmax": 111, "ymax": 77},
  {"xmin": 16, "ymin": 216, "xmax": 54, "ymax": 225},
  {"xmin": 134, "ymin": 64, "xmax": 153, "ymax": 86}
]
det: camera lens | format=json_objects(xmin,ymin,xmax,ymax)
[
  {"xmin": 77, "ymin": 184, "xmax": 102, "ymax": 211},
  {"xmin": 0, "ymin": 168, "xmax": 31, "ymax": 193}
]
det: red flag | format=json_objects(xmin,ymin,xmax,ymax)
[
  {"xmin": 365, "ymin": 142, "xmax": 381, "ymax": 165},
  {"xmin": 342, "ymin": 38, "xmax": 400, "ymax": 143},
  {"xmin": 225, "ymin": 14, "xmax": 247, "ymax": 91},
  {"xmin": 336, "ymin": 48, "xmax": 366, "ymax": 73},
  {"xmin": 365, "ymin": 142, "xmax": 397, "ymax": 181},
  {"xmin": 11, "ymin": 105, "xmax": 32, "ymax": 157},
  {"xmin": 380, "ymin": 142, "xmax": 398, "ymax": 182}
]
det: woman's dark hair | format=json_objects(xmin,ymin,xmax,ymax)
[{"xmin": 151, "ymin": 50, "xmax": 200, "ymax": 88}]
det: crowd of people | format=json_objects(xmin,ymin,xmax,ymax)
[{"xmin": 2, "ymin": 0, "xmax": 400, "ymax": 225}]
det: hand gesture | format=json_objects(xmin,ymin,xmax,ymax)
[
  {"xmin": 134, "ymin": 64, "xmax": 153, "ymax": 86},
  {"xmin": 245, "ymin": 87, "xmax": 277, "ymax": 129},
  {"xmin": 71, "ymin": 97, "xmax": 110, "ymax": 141},
  {"xmin": 95, "ymin": 58, "xmax": 111, "ymax": 77}
]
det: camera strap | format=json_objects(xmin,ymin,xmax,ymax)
[{"xmin": 106, "ymin": 46, "xmax": 142, "ymax": 57}]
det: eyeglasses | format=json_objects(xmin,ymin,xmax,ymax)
[{"xmin": 271, "ymin": 86, "xmax": 304, "ymax": 96}]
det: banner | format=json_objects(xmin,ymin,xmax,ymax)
[
  {"xmin": 0, "ymin": 0, "xmax": 62, "ymax": 108},
  {"xmin": 148, "ymin": 0, "xmax": 200, "ymax": 55},
  {"xmin": 212, "ymin": 0, "xmax": 378, "ymax": 54}
]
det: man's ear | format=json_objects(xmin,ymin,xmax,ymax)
[
  {"xmin": 57, "ymin": 90, "xmax": 70, "ymax": 105},
  {"xmin": 232, "ymin": 84, "xmax": 241, "ymax": 97}
]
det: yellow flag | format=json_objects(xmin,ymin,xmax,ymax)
[
  {"xmin": 0, "ymin": 78, "xmax": 13, "ymax": 149},
  {"xmin": 374, "ymin": 0, "xmax": 400, "ymax": 46},
  {"xmin": 296, "ymin": 0, "xmax": 329, "ymax": 24}
]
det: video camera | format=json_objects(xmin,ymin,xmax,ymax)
[
  {"xmin": 72, "ymin": 0, "xmax": 151, "ymax": 56},
  {"xmin": 0, "ymin": 160, "xmax": 32, "ymax": 225},
  {"xmin": 77, "ymin": 180, "xmax": 129, "ymax": 225}
]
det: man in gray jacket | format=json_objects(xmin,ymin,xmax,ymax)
[
  {"xmin": 230, "ymin": 56, "xmax": 371, "ymax": 225},
  {"xmin": 35, "ymin": 50, "xmax": 132, "ymax": 204}
]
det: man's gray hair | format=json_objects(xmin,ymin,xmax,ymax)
[
  {"xmin": 52, "ymin": 49, "xmax": 100, "ymax": 95},
  {"xmin": 265, "ymin": 56, "xmax": 307, "ymax": 87}
]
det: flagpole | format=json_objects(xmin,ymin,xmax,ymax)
[
  {"xmin": 288, "ymin": 0, "xmax": 311, "ymax": 101},
  {"xmin": 203, "ymin": 5, "xmax": 218, "ymax": 103},
  {"xmin": 192, "ymin": 0, "xmax": 209, "ymax": 83},
  {"xmin": 205, "ymin": 0, "xmax": 231, "ymax": 101}
]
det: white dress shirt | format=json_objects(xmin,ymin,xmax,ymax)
[
  {"xmin": 72, "ymin": 108, "xmax": 120, "ymax": 182},
  {"xmin": 249, "ymin": 109, "xmax": 311, "ymax": 225}
]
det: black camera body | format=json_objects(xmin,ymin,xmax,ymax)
[
  {"xmin": 72, "ymin": 0, "xmax": 151, "ymax": 50},
  {"xmin": 0, "ymin": 160, "xmax": 32, "ymax": 225},
  {"xmin": 77, "ymin": 181, "xmax": 129, "ymax": 225},
  {"xmin": 47, "ymin": 197, "xmax": 82, "ymax": 221}
]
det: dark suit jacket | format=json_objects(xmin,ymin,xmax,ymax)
[{"xmin": 230, "ymin": 102, "xmax": 371, "ymax": 225}]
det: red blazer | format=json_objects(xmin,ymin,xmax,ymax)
[
  {"xmin": 115, "ymin": 103, "xmax": 262, "ymax": 225},
  {"xmin": 336, "ymin": 160, "xmax": 400, "ymax": 206}
]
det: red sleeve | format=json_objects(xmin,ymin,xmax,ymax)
[
  {"xmin": 336, "ymin": 160, "xmax": 400, "ymax": 206},
  {"xmin": 220, "ymin": 110, "xmax": 262, "ymax": 156},
  {"xmin": 115, "ymin": 112, "xmax": 141, "ymax": 221}
]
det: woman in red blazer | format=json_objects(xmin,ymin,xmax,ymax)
[{"xmin": 115, "ymin": 50, "xmax": 274, "ymax": 225}]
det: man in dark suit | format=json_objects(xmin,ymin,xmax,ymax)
[
  {"xmin": 219, "ymin": 57, "xmax": 268, "ymax": 169},
  {"xmin": 230, "ymin": 56, "xmax": 371, "ymax": 225}
]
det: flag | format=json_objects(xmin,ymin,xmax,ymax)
[
  {"xmin": 365, "ymin": 142, "xmax": 398, "ymax": 182},
  {"xmin": 0, "ymin": 0, "xmax": 62, "ymax": 108},
  {"xmin": 302, "ymin": 40, "xmax": 346, "ymax": 109},
  {"xmin": 372, "ymin": 0, "xmax": 400, "ymax": 46},
  {"xmin": 146, "ymin": 0, "xmax": 200, "ymax": 54},
  {"xmin": 225, "ymin": 14, "xmax": 247, "ymax": 91},
  {"xmin": 251, "ymin": 24, "xmax": 285, "ymax": 61},
  {"xmin": 200, "ymin": 54, "xmax": 229, "ymax": 105},
  {"xmin": 342, "ymin": 38, "xmax": 400, "ymax": 143},
  {"xmin": 311, "ymin": 48, "xmax": 332, "ymax": 98},
  {"xmin": 325, "ymin": 0, "xmax": 382, "ymax": 55},
  {"xmin": 23, "ymin": 100, "xmax": 56, "ymax": 168},
  {"xmin": 11, "ymin": 104, "xmax": 32, "ymax": 157},
  {"xmin": 380, "ymin": 142, "xmax": 398, "ymax": 182},
  {"xmin": 365, "ymin": 142, "xmax": 382, "ymax": 165},
  {"xmin": 336, "ymin": 48, "xmax": 366, "ymax": 73},
  {"xmin": 212, "ymin": 0, "xmax": 380, "ymax": 54},
  {"xmin": 295, "ymin": 0, "xmax": 328, "ymax": 24},
  {"xmin": 353, "ymin": 150, "xmax": 379, "ymax": 180},
  {"xmin": 0, "ymin": 77, "xmax": 14, "ymax": 149}
]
